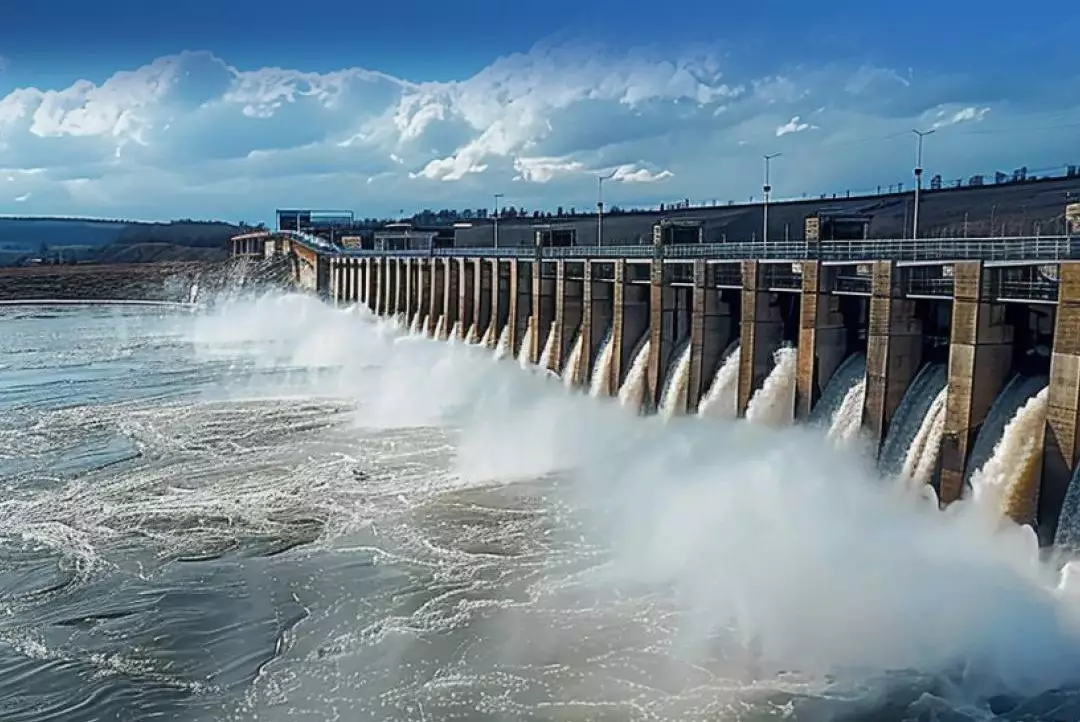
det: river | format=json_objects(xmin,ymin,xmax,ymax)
[{"xmin": 2, "ymin": 292, "xmax": 1080, "ymax": 721}]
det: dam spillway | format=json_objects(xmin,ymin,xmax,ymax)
[{"xmin": 240, "ymin": 213, "xmax": 1080, "ymax": 551}]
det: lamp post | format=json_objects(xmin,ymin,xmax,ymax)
[
  {"xmin": 911, "ymin": 129, "xmax": 934, "ymax": 240},
  {"xmin": 763, "ymin": 153, "xmax": 781, "ymax": 253},
  {"xmin": 597, "ymin": 171, "xmax": 617, "ymax": 246},
  {"xmin": 493, "ymin": 193, "xmax": 504, "ymax": 248}
]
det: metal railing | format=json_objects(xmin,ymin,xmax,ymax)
[{"xmin": 297, "ymin": 234, "xmax": 1079, "ymax": 264}]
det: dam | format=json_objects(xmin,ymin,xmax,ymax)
[{"xmin": 234, "ymin": 197, "xmax": 1080, "ymax": 550}]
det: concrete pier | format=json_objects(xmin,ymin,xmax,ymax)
[
  {"xmin": 428, "ymin": 258, "xmax": 444, "ymax": 337},
  {"xmin": 365, "ymin": 258, "xmax": 377, "ymax": 313},
  {"xmin": 796, "ymin": 262, "xmax": 848, "ymax": 419},
  {"xmin": 862, "ymin": 261, "xmax": 923, "ymax": 448},
  {"xmin": 390, "ymin": 259, "xmax": 402, "ymax": 317},
  {"xmin": 647, "ymin": 258, "xmax": 679, "ymax": 412},
  {"xmin": 476, "ymin": 258, "xmax": 493, "ymax": 347},
  {"xmin": 443, "ymin": 258, "xmax": 459, "ymax": 340},
  {"xmin": 458, "ymin": 258, "xmax": 474, "ymax": 341},
  {"xmin": 1042, "ymin": 263, "xmax": 1080, "ymax": 543},
  {"xmin": 737, "ymin": 261, "xmax": 786, "ymax": 417},
  {"xmin": 489, "ymin": 260, "xmax": 503, "ymax": 349},
  {"xmin": 610, "ymin": 261, "xmax": 650, "ymax": 397},
  {"xmin": 512, "ymin": 260, "xmax": 531, "ymax": 360},
  {"xmin": 939, "ymin": 261, "xmax": 1014, "ymax": 505},
  {"xmin": 417, "ymin": 259, "xmax": 431, "ymax": 332},
  {"xmin": 532, "ymin": 263, "xmax": 557, "ymax": 366},
  {"xmin": 376, "ymin": 259, "xmax": 388, "ymax": 317}
]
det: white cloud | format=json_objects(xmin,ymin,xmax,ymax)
[
  {"xmin": 930, "ymin": 104, "xmax": 991, "ymax": 129},
  {"xmin": 0, "ymin": 44, "xmax": 1077, "ymax": 221},
  {"xmin": 610, "ymin": 164, "xmax": 674, "ymax": 183},
  {"xmin": 776, "ymin": 115, "xmax": 817, "ymax": 136}
]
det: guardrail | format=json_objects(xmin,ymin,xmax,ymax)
[{"xmin": 286, "ymin": 234, "xmax": 1079, "ymax": 264}]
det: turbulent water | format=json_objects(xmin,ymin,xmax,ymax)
[{"xmin": 7, "ymin": 295, "xmax": 1080, "ymax": 722}]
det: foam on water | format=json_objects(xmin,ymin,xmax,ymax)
[{"xmin": 12, "ymin": 292, "xmax": 1080, "ymax": 721}]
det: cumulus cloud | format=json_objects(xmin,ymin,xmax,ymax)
[{"xmin": 0, "ymin": 44, "xmax": 1077, "ymax": 221}]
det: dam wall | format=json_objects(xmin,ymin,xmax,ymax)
[{"xmin": 260, "ymin": 213, "xmax": 1080, "ymax": 549}]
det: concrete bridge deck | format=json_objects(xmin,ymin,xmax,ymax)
[{"xmin": 242, "ymin": 206, "xmax": 1080, "ymax": 551}]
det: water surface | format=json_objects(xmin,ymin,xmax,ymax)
[{"xmin": 3, "ymin": 296, "xmax": 1080, "ymax": 721}]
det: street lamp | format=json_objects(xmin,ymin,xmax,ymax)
[
  {"xmin": 762, "ymin": 153, "xmax": 781, "ymax": 251},
  {"xmin": 911, "ymin": 129, "xmax": 935, "ymax": 240},
  {"xmin": 493, "ymin": 193, "xmax": 504, "ymax": 248},
  {"xmin": 597, "ymin": 171, "xmax": 617, "ymax": 246}
]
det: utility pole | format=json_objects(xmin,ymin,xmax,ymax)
[
  {"xmin": 763, "ymin": 153, "xmax": 781, "ymax": 254},
  {"xmin": 493, "ymin": 193, "xmax": 504, "ymax": 248},
  {"xmin": 597, "ymin": 171, "xmax": 616, "ymax": 246},
  {"xmin": 911, "ymin": 129, "xmax": 935, "ymax": 240}
]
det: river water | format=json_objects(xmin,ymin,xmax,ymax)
[{"xmin": 4, "ymin": 293, "xmax": 1080, "ymax": 721}]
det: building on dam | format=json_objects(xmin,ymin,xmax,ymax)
[{"xmin": 232, "ymin": 171, "xmax": 1080, "ymax": 551}]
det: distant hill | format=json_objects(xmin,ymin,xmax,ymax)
[{"xmin": 0, "ymin": 217, "xmax": 249, "ymax": 266}]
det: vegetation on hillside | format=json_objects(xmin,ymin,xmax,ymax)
[{"xmin": 0, "ymin": 218, "xmax": 252, "ymax": 266}]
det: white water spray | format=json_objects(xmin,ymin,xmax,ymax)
[
  {"xmin": 562, "ymin": 329, "xmax": 585, "ymax": 389},
  {"xmin": 481, "ymin": 322, "xmax": 496, "ymax": 349},
  {"xmin": 697, "ymin": 345, "xmax": 741, "ymax": 420},
  {"xmin": 518, "ymin": 317, "xmax": 534, "ymax": 368},
  {"xmin": 901, "ymin": 385, "xmax": 948, "ymax": 490},
  {"xmin": 617, "ymin": 339, "xmax": 651, "ymax": 411},
  {"xmin": 745, "ymin": 346, "xmax": 797, "ymax": 427},
  {"xmin": 449, "ymin": 321, "xmax": 461, "ymax": 344},
  {"xmin": 658, "ymin": 344, "xmax": 693, "ymax": 420},
  {"xmin": 827, "ymin": 377, "xmax": 866, "ymax": 446},
  {"xmin": 171, "ymin": 293, "xmax": 1080, "ymax": 716},
  {"xmin": 589, "ymin": 332, "xmax": 614, "ymax": 398},
  {"xmin": 433, "ymin": 316, "xmax": 446, "ymax": 340},
  {"xmin": 968, "ymin": 387, "xmax": 1049, "ymax": 525},
  {"xmin": 493, "ymin": 324, "xmax": 511, "ymax": 360},
  {"xmin": 538, "ymin": 323, "xmax": 557, "ymax": 371}
]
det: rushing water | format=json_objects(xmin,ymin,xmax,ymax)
[
  {"xmin": 562, "ymin": 329, "xmax": 585, "ymax": 389},
  {"xmin": 7, "ymin": 294, "xmax": 1080, "ymax": 722},
  {"xmin": 697, "ymin": 344, "xmax": 740, "ymax": 420},
  {"xmin": 617, "ymin": 338, "xmax": 651, "ymax": 411},
  {"xmin": 658, "ymin": 343, "xmax": 693, "ymax": 420},
  {"xmin": 745, "ymin": 346, "xmax": 797, "ymax": 427},
  {"xmin": 588, "ymin": 329, "xmax": 615, "ymax": 399}
]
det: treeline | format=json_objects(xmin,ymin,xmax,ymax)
[
  {"xmin": 351, "ymin": 204, "xmax": 633, "ymax": 228},
  {"xmin": 113, "ymin": 220, "xmax": 249, "ymax": 248}
]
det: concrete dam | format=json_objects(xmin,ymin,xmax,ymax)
[{"xmin": 236, "ymin": 209, "xmax": 1080, "ymax": 553}]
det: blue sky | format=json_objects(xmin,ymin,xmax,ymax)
[{"xmin": 0, "ymin": 0, "xmax": 1078, "ymax": 223}]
